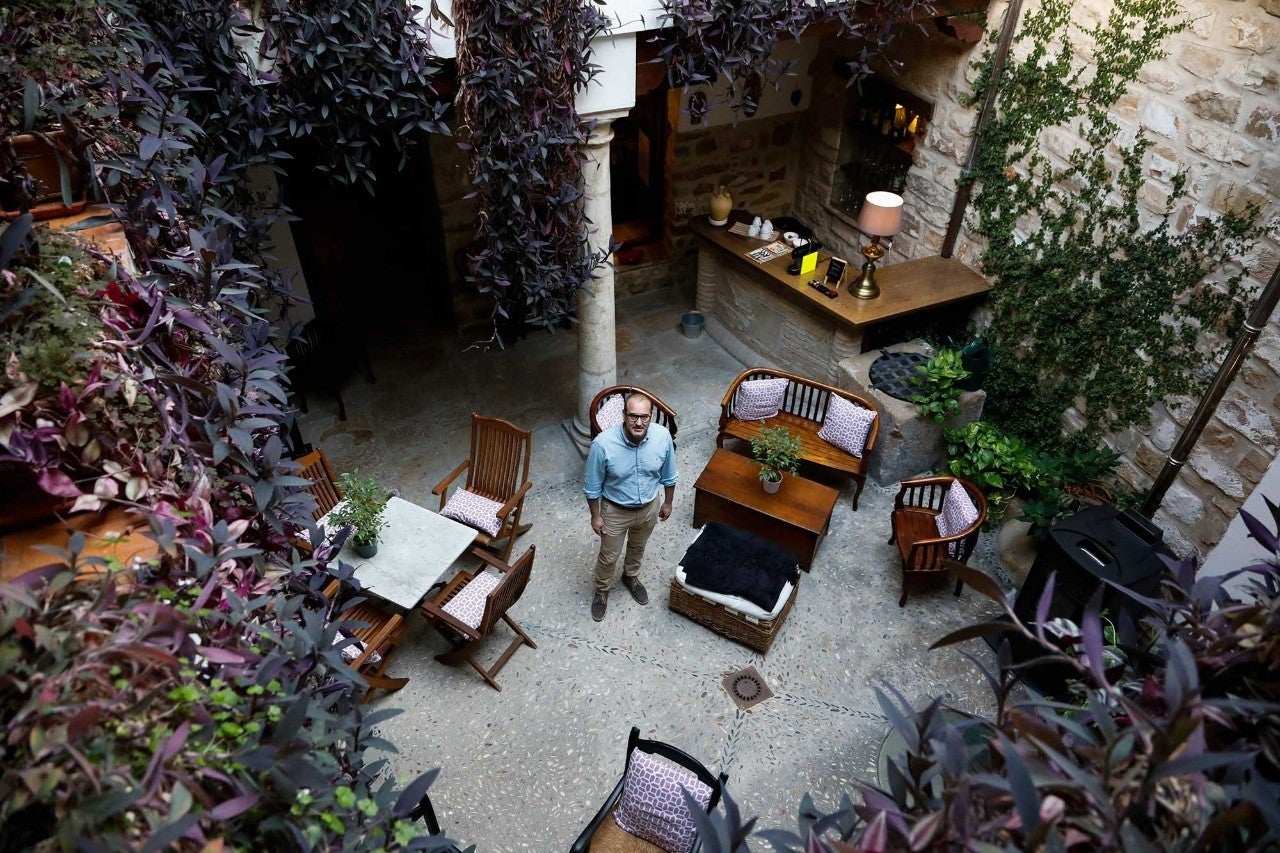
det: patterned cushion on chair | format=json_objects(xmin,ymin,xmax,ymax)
[
  {"xmin": 817, "ymin": 394, "xmax": 877, "ymax": 457},
  {"xmin": 597, "ymin": 393, "xmax": 627, "ymax": 432},
  {"xmin": 442, "ymin": 570, "xmax": 501, "ymax": 629},
  {"xmin": 935, "ymin": 482, "xmax": 980, "ymax": 557},
  {"xmin": 441, "ymin": 488, "xmax": 504, "ymax": 536},
  {"xmin": 613, "ymin": 749, "xmax": 712, "ymax": 853},
  {"xmin": 734, "ymin": 377, "xmax": 789, "ymax": 421}
]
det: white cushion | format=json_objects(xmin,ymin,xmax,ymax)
[
  {"xmin": 442, "ymin": 570, "xmax": 501, "ymax": 629},
  {"xmin": 934, "ymin": 482, "xmax": 980, "ymax": 556},
  {"xmin": 817, "ymin": 394, "xmax": 876, "ymax": 458},
  {"xmin": 440, "ymin": 488, "xmax": 504, "ymax": 536},
  {"xmin": 675, "ymin": 565, "xmax": 792, "ymax": 621},
  {"xmin": 596, "ymin": 393, "xmax": 626, "ymax": 432},
  {"xmin": 734, "ymin": 377, "xmax": 789, "ymax": 420}
]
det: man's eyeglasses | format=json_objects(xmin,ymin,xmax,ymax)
[{"xmin": 624, "ymin": 413, "xmax": 652, "ymax": 422}]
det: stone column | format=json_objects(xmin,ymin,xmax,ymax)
[{"xmin": 565, "ymin": 112, "xmax": 629, "ymax": 454}]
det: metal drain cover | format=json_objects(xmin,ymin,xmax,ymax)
[
  {"xmin": 721, "ymin": 665, "xmax": 774, "ymax": 711},
  {"xmin": 869, "ymin": 351, "xmax": 929, "ymax": 402}
]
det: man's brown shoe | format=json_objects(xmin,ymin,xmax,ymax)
[
  {"xmin": 621, "ymin": 575, "xmax": 649, "ymax": 605},
  {"xmin": 591, "ymin": 591, "xmax": 608, "ymax": 621}
]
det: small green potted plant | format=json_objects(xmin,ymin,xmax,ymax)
[
  {"xmin": 749, "ymin": 425, "xmax": 803, "ymax": 494},
  {"xmin": 329, "ymin": 471, "xmax": 388, "ymax": 558}
]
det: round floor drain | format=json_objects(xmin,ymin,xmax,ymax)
[
  {"xmin": 721, "ymin": 665, "xmax": 774, "ymax": 710},
  {"xmin": 731, "ymin": 674, "xmax": 763, "ymax": 701}
]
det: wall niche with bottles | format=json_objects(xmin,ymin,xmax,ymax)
[{"xmin": 828, "ymin": 67, "xmax": 933, "ymax": 220}]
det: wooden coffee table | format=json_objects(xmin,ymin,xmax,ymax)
[{"xmin": 692, "ymin": 449, "xmax": 838, "ymax": 570}]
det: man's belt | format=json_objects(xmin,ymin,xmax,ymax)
[{"xmin": 602, "ymin": 495, "xmax": 651, "ymax": 511}]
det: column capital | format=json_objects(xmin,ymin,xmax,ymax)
[{"xmin": 581, "ymin": 109, "xmax": 631, "ymax": 147}]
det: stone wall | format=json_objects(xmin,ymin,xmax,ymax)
[{"xmin": 668, "ymin": 111, "xmax": 806, "ymax": 298}]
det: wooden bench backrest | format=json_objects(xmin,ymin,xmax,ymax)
[{"xmin": 721, "ymin": 367, "xmax": 880, "ymax": 451}]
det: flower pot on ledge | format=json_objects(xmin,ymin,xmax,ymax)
[{"xmin": 1, "ymin": 131, "xmax": 90, "ymax": 221}]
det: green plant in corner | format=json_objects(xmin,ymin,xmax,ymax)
[
  {"xmin": 750, "ymin": 425, "xmax": 803, "ymax": 483},
  {"xmin": 911, "ymin": 348, "xmax": 971, "ymax": 423},
  {"xmin": 965, "ymin": 0, "xmax": 1272, "ymax": 452},
  {"xmin": 330, "ymin": 471, "xmax": 388, "ymax": 547},
  {"xmin": 943, "ymin": 421, "xmax": 1038, "ymax": 523}
]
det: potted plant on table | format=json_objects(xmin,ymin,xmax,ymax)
[
  {"xmin": 750, "ymin": 425, "xmax": 802, "ymax": 494},
  {"xmin": 330, "ymin": 471, "xmax": 388, "ymax": 558}
]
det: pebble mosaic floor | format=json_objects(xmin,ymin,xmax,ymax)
[{"xmin": 298, "ymin": 289, "xmax": 1008, "ymax": 848}]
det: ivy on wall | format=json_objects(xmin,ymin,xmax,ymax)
[
  {"xmin": 966, "ymin": 0, "xmax": 1271, "ymax": 451},
  {"xmin": 453, "ymin": 0, "xmax": 609, "ymax": 338}
]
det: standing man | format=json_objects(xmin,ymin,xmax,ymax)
[{"xmin": 583, "ymin": 392, "xmax": 677, "ymax": 621}]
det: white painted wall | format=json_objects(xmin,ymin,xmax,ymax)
[{"xmin": 1200, "ymin": 451, "xmax": 1280, "ymax": 594}]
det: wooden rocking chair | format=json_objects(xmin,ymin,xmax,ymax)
[
  {"xmin": 419, "ymin": 546, "xmax": 537, "ymax": 691},
  {"xmin": 432, "ymin": 414, "xmax": 533, "ymax": 561},
  {"xmin": 323, "ymin": 579, "xmax": 410, "ymax": 703}
]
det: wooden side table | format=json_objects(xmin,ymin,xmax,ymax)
[{"xmin": 692, "ymin": 449, "xmax": 838, "ymax": 570}]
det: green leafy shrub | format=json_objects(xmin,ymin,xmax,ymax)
[
  {"xmin": 943, "ymin": 421, "xmax": 1038, "ymax": 521},
  {"xmin": 911, "ymin": 348, "xmax": 970, "ymax": 423}
]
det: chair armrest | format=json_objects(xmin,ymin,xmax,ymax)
[
  {"xmin": 569, "ymin": 776, "xmax": 625, "ymax": 853},
  {"xmin": 495, "ymin": 480, "xmax": 532, "ymax": 520},
  {"xmin": 350, "ymin": 613, "xmax": 404, "ymax": 669},
  {"xmin": 419, "ymin": 598, "xmax": 481, "ymax": 640},
  {"xmin": 432, "ymin": 460, "xmax": 471, "ymax": 501}
]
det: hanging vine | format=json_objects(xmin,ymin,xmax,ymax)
[
  {"xmin": 453, "ymin": 0, "xmax": 609, "ymax": 339},
  {"xmin": 657, "ymin": 0, "xmax": 940, "ymax": 111},
  {"xmin": 966, "ymin": 0, "xmax": 1271, "ymax": 451}
]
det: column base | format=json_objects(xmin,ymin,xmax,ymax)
[{"xmin": 563, "ymin": 416, "xmax": 593, "ymax": 457}]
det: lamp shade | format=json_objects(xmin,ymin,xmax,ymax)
[{"xmin": 857, "ymin": 191, "xmax": 904, "ymax": 238}]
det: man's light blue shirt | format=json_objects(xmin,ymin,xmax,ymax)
[{"xmin": 584, "ymin": 423, "xmax": 678, "ymax": 506}]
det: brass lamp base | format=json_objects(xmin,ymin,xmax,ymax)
[
  {"xmin": 852, "ymin": 262, "xmax": 880, "ymax": 299},
  {"xmin": 853, "ymin": 240, "xmax": 886, "ymax": 300}
]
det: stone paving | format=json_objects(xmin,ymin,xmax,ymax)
[{"xmin": 298, "ymin": 289, "xmax": 1005, "ymax": 849}]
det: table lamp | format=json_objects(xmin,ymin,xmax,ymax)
[{"xmin": 852, "ymin": 191, "xmax": 903, "ymax": 299}]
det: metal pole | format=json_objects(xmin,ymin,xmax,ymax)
[
  {"xmin": 941, "ymin": 0, "xmax": 1024, "ymax": 258},
  {"xmin": 1141, "ymin": 261, "xmax": 1280, "ymax": 517}
]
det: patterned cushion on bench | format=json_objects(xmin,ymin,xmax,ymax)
[
  {"xmin": 817, "ymin": 394, "xmax": 876, "ymax": 457},
  {"xmin": 734, "ymin": 377, "xmax": 789, "ymax": 421}
]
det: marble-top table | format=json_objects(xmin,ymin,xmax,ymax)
[{"xmin": 327, "ymin": 495, "xmax": 479, "ymax": 609}]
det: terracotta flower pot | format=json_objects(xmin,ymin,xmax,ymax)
[{"xmin": 1, "ymin": 130, "xmax": 90, "ymax": 221}]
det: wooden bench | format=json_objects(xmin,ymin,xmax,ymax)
[{"xmin": 717, "ymin": 367, "xmax": 880, "ymax": 510}]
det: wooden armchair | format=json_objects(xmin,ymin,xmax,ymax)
[
  {"xmin": 432, "ymin": 414, "xmax": 532, "ymax": 561},
  {"xmin": 295, "ymin": 448, "xmax": 342, "ymax": 521},
  {"xmin": 322, "ymin": 579, "xmax": 409, "ymax": 703},
  {"xmin": 889, "ymin": 476, "xmax": 987, "ymax": 607},
  {"xmin": 589, "ymin": 385, "xmax": 679, "ymax": 445},
  {"xmin": 570, "ymin": 726, "xmax": 727, "ymax": 853},
  {"xmin": 419, "ymin": 546, "xmax": 537, "ymax": 691}
]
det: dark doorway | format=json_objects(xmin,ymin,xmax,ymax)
[
  {"xmin": 282, "ymin": 137, "xmax": 454, "ymax": 341},
  {"xmin": 611, "ymin": 85, "xmax": 670, "ymax": 248}
]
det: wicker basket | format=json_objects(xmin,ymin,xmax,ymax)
[{"xmin": 668, "ymin": 577, "xmax": 798, "ymax": 654}]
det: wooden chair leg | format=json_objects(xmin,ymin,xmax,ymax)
[
  {"xmin": 502, "ymin": 614, "xmax": 536, "ymax": 650},
  {"xmin": 954, "ymin": 575, "xmax": 965, "ymax": 596},
  {"xmin": 361, "ymin": 673, "xmax": 410, "ymax": 703},
  {"xmin": 436, "ymin": 637, "xmax": 481, "ymax": 666},
  {"xmin": 851, "ymin": 475, "xmax": 866, "ymax": 511}
]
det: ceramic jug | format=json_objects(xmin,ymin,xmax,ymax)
[{"xmin": 709, "ymin": 186, "xmax": 732, "ymax": 224}]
